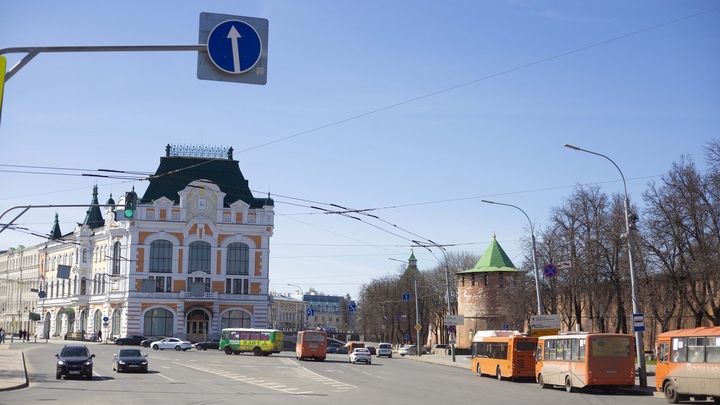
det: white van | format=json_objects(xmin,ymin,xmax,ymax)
[{"xmin": 377, "ymin": 343, "xmax": 392, "ymax": 358}]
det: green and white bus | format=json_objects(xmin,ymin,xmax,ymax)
[{"xmin": 219, "ymin": 328, "xmax": 284, "ymax": 356}]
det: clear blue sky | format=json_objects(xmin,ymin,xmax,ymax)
[{"xmin": 1, "ymin": 1, "xmax": 718, "ymax": 298}]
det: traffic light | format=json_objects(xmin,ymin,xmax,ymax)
[{"xmin": 124, "ymin": 191, "xmax": 137, "ymax": 219}]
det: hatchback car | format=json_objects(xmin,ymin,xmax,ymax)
[
  {"xmin": 151, "ymin": 337, "xmax": 192, "ymax": 351},
  {"xmin": 377, "ymin": 343, "xmax": 392, "ymax": 358},
  {"xmin": 111, "ymin": 348, "xmax": 148, "ymax": 373},
  {"xmin": 399, "ymin": 344, "xmax": 426, "ymax": 356},
  {"xmin": 56, "ymin": 345, "xmax": 95, "ymax": 379},
  {"xmin": 195, "ymin": 338, "xmax": 221, "ymax": 350},
  {"xmin": 349, "ymin": 348, "xmax": 372, "ymax": 365},
  {"xmin": 431, "ymin": 344, "xmax": 449, "ymax": 354}
]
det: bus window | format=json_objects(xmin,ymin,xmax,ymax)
[
  {"xmin": 578, "ymin": 339, "xmax": 586, "ymax": 361},
  {"xmin": 563, "ymin": 339, "xmax": 572, "ymax": 361},
  {"xmin": 687, "ymin": 337, "xmax": 705, "ymax": 363},
  {"xmin": 671, "ymin": 337, "xmax": 687, "ymax": 362},
  {"xmin": 707, "ymin": 337, "xmax": 720, "ymax": 363},
  {"xmin": 658, "ymin": 342, "xmax": 668, "ymax": 362},
  {"xmin": 556, "ymin": 339, "xmax": 564, "ymax": 359},
  {"xmin": 571, "ymin": 339, "xmax": 579, "ymax": 361},
  {"xmin": 545, "ymin": 339, "xmax": 556, "ymax": 360}
]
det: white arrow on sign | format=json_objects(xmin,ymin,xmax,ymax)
[{"xmin": 227, "ymin": 25, "xmax": 242, "ymax": 73}]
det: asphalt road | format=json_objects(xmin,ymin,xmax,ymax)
[{"xmin": 1, "ymin": 339, "xmax": 664, "ymax": 405}]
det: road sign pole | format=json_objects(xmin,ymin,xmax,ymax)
[{"xmin": 415, "ymin": 280, "xmax": 421, "ymax": 356}]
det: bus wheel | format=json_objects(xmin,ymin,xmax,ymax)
[
  {"xmin": 496, "ymin": 367, "xmax": 503, "ymax": 381},
  {"xmin": 565, "ymin": 376, "xmax": 575, "ymax": 393},
  {"xmin": 224, "ymin": 346, "xmax": 233, "ymax": 355},
  {"xmin": 475, "ymin": 364, "xmax": 482, "ymax": 376},
  {"xmin": 253, "ymin": 347, "xmax": 262, "ymax": 356},
  {"xmin": 538, "ymin": 374, "xmax": 548, "ymax": 389},
  {"xmin": 664, "ymin": 381, "xmax": 681, "ymax": 404}
]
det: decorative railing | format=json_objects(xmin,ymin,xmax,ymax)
[{"xmin": 165, "ymin": 144, "xmax": 233, "ymax": 160}]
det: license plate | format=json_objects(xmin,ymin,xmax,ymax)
[
  {"xmin": 69, "ymin": 371, "xmax": 80, "ymax": 374},
  {"xmin": 606, "ymin": 370, "xmax": 617, "ymax": 374},
  {"xmin": 129, "ymin": 365, "xmax": 138, "ymax": 368}
]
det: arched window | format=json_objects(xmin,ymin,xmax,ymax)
[
  {"xmin": 80, "ymin": 277, "xmax": 87, "ymax": 295},
  {"xmin": 189, "ymin": 241, "xmax": 211, "ymax": 273},
  {"xmin": 149, "ymin": 240, "xmax": 173, "ymax": 273},
  {"xmin": 54, "ymin": 311, "xmax": 63, "ymax": 336},
  {"xmin": 112, "ymin": 307, "xmax": 121, "ymax": 337},
  {"xmin": 226, "ymin": 243, "xmax": 249, "ymax": 275},
  {"xmin": 143, "ymin": 308, "xmax": 174, "ymax": 336},
  {"xmin": 112, "ymin": 242, "xmax": 121, "ymax": 275},
  {"xmin": 94, "ymin": 309, "xmax": 103, "ymax": 333},
  {"xmin": 221, "ymin": 310, "xmax": 251, "ymax": 329}
]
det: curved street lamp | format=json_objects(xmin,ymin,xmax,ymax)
[
  {"xmin": 563, "ymin": 143, "xmax": 647, "ymax": 388},
  {"xmin": 481, "ymin": 200, "xmax": 544, "ymax": 316}
]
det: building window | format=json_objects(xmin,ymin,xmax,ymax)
[
  {"xmin": 225, "ymin": 278, "xmax": 249, "ymax": 294},
  {"xmin": 221, "ymin": 310, "xmax": 251, "ymax": 329},
  {"xmin": 149, "ymin": 240, "xmax": 173, "ymax": 273},
  {"xmin": 499, "ymin": 273, "xmax": 504, "ymax": 287},
  {"xmin": 82, "ymin": 248, "xmax": 88, "ymax": 263},
  {"xmin": 187, "ymin": 276, "xmax": 210, "ymax": 293},
  {"xmin": 226, "ymin": 242, "xmax": 249, "ymax": 275},
  {"xmin": 112, "ymin": 242, "xmax": 122, "ymax": 275},
  {"xmin": 484, "ymin": 274, "xmax": 489, "ymax": 286},
  {"xmin": 189, "ymin": 241, "xmax": 211, "ymax": 273},
  {"xmin": 143, "ymin": 308, "xmax": 174, "ymax": 336},
  {"xmin": 149, "ymin": 275, "xmax": 173, "ymax": 292}
]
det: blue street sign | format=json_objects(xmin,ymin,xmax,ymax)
[
  {"xmin": 306, "ymin": 309, "xmax": 314, "ymax": 317},
  {"xmin": 402, "ymin": 294, "xmax": 411, "ymax": 301},
  {"xmin": 198, "ymin": 13, "xmax": 268, "ymax": 85},
  {"xmin": 207, "ymin": 20, "xmax": 262, "ymax": 74},
  {"xmin": 404, "ymin": 333, "xmax": 410, "ymax": 340},
  {"xmin": 503, "ymin": 323, "xmax": 509, "ymax": 330},
  {"xmin": 633, "ymin": 313, "xmax": 645, "ymax": 332},
  {"xmin": 103, "ymin": 316, "xmax": 109, "ymax": 322},
  {"xmin": 543, "ymin": 263, "xmax": 558, "ymax": 278},
  {"xmin": 348, "ymin": 303, "xmax": 357, "ymax": 312}
]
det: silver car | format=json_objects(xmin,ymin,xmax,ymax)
[
  {"xmin": 377, "ymin": 343, "xmax": 392, "ymax": 358},
  {"xmin": 150, "ymin": 337, "xmax": 192, "ymax": 351}
]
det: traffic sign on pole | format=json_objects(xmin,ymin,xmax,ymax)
[{"xmin": 198, "ymin": 13, "xmax": 268, "ymax": 85}]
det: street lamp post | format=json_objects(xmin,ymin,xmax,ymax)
[
  {"xmin": 481, "ymin": 200, "xmax": 545, "ymax": 316},
  {"xmin": 287, "ymin": 284, "xmax": 304, "ymax": 331},
  {"xmin": 563, "ymin": 143, "xmax": 647, "ymax": 388}
]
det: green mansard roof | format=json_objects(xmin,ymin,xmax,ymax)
[{"xmin": 458, "ymin": 235, "xmax": 520, "ymax": 274}]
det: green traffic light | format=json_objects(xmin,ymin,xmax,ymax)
[{"xmin": 124, "ymin": 208, "xmax": 134, "ymax": 218}]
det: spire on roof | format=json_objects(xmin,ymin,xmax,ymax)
[
  {"xmin": 49, "ymin": 213, "xmax": 62, "ymax": 240},
  {"xmin": 83, "ymin": 185, "xmax": 104, "ymax": 229},
  {"xmin": 460, "ymin": 235, "xmax": 520, "ymax": 273}
]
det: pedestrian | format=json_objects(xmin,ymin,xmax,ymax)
[
  {"xmin": 0, "ymin": 328, "xmax": 5, "ymax": 344},
  {"xmin": 97, "ymin": 330, "xmax": 102, "ymax": 342}
]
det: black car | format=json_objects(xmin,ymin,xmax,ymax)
[
  {"xmin": 111, "ymin": 348, "xmax": 148, "ymax": 373},
  {"xmin": 114, "ymin": 335, "xmax": 147, "ymax": 346},
  {"xmin": 140, "ymin": 336, "xmax": 167, "ymax": 348},
  {"xmin": 195, "ymin": 338, "xmax": 221, "ymax": 350},
  {"xmin": 56, "ymin": 345, "xmax": 95, "ymax": 380}
]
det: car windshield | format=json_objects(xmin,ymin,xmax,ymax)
[
  {"xmin": 62, "ymin": 347, "xmax": 89, "ymax": 357},
  {"xmin": 119, "ymin": 349, "xmax": 142, "ymax": 357}
]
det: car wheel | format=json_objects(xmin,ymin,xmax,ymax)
[
  {"xmin": 56, "ymin": 373, "xmax": 61, "ymax": 380},
  {"xmin": 118, "ymin": 341, "xmax": 124, "ymax": 346},
  {"xmin": 196, "ymin": 345, "xmax": 203, "ymax": 350},
  {"xmin": 152, "ymin": 345, "xmax": 159, "ymax": 350},
  {"xmin": 224, "ymin": 346, "xmax": 233, "ymax": 355},
  {"xmin": 389, "ymin": 354, "xmax": 392, "ymax": 358},
  {"xmin": 175, "ymin": 346, "xmax": 181, "ymax": 351}
]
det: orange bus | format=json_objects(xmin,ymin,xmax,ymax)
[
  {"xmin": 470, "ymin": 330, "xmax": 538, "ymax": 381},
  {"xmin": 535, "ymin": 333, "xmax": 635, "ymax": 393},
  {"xmin": 296, "ymin": 330, "xmax": 327, "ymax": 361},
  {"xmin": 655, "ymin": 326, "xmax": 720, "ymax": 403}
]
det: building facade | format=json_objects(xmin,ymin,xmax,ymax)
[{"xmin": 0, "ymin": 145, "xmax": 275, "ymax": 342}]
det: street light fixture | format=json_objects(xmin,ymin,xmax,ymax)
[
  {"xmin": 481, "ymin": 200, "xmax": 545, "ymax": 316},
  {"xmin": 287, "ymin": 284, "xmax": 305, "ymax": 331},
  {"xmin": 563, "ymin": 143, "xmax": 647, "ymax": 388}
]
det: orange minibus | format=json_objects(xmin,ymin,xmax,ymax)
[
  {"xmin": 296, "ymin": 330, "xmax": 327, "ymax": 361},
  {"xmin": 655, "ymin": 326, "xmax": 720, "ymax": 403},
  {"xmin": 470, "ymin": 330, "xmax": 537, "ymax": 381},
  {"xmin": 535, "ymin": 333, "xmax": 635, "ymax": 393}
]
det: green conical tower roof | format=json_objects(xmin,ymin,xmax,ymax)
[{"xmin": 458, "ymin": 235, "xmax": 520, "ymax": 274}]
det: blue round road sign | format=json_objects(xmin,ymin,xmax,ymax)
[
  {"xmin": 543, "ymin": 263, "xmax": 558, "ymax": 278},
  {"xmin": 207, "ymin": 20, "xmax": 262, "ymax": 74}
]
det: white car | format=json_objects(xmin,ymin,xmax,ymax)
[
  {"xmin": 377, "ymin": 343, "xmax": 392, "ymax": 358},
  {"xmin": 399, "ymin": 344, "xmax": 425, "ymax": 356},
  {"xmin": 349, "ymin": 348, "xmax": 372, "ymax": 364},
  {"xmin": 150, "ymin": 338, "xmax": 192, "ymax": 351}
]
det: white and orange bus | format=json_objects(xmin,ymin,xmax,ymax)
[
  {"xmin": 655, "ymin": 326, "xmax": 720, "ymax": 403},
  {"xmin": 535, "ymin": 333, "xmax": 635, "ymax": 393},
  {"xmin": 296, "ymin": 330, "xmax": 327, "ymax": 361},
  {"xmin": 470, "ymin": 330, "xmax": 538, "ymax": 381}
]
